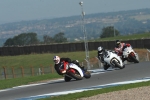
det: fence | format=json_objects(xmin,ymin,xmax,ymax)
[
  {"xmin": 0, "ymin": 59, "xmax": 103, "ymax": 80},
  {"xmin": 0, "ymin": 65, "xmax": 55, "ymax": 80},
  {"xmin": 0, "ymin": 39, "xmax": 150, "ymax": 56}
]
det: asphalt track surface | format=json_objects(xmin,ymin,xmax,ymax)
[{"xmin": 0, "ymin": 61, "xmax": 150, "ymax": 100}]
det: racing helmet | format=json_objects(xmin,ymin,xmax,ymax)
[
  {"xmin": 53, "ymin": 56, "xmax": 60, "ymax": 64},
  {"xmin": 116, "ymin": 40, "xmax": 121, "ymax": 46},
  {"xmin": 98, "ymin": 46, "xmax": 104, "ymax": 54}
]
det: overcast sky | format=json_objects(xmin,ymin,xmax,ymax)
[{"xmin": 0, "ymin": 0, "xmax": 150, "ymax": 24}]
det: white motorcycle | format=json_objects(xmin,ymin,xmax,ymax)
[
  {"xmin": 60, "ymin": 61, "xmax": 91, "ymax": 82},
  {"xmin": 122, "ymin": 46, "xmax": 139, "ymax": 63},
  {"xmin": 103, "ymin": 50, "xmax": 125, "ymax": 70}
]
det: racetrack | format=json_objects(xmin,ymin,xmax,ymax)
[{"xmin": 0, "ymin": 61, "xmax": 150, "ymax": 100}]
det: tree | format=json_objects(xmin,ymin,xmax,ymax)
[
  {"xmin": 100, "ymin": 26, "xmax": 120, "ymax": 38},
  {"xmin": 4, "ymin": 38, "xmax": 14, "ymax": 46},
  {"xmin": 4, "ymin": 32, "xmax": 39, "ymax": 46},
  {"xmin": 53, "ymin": 32, "xmax": 67, "ymax": 43},
  {"xmin": 43, "ymin": 35, "xmax": 54, "ymax": 44}
]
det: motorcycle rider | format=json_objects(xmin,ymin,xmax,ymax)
[
  {"xmin": 53, "ymin": 56, "xmax": 85, "ymax": 75},
  {"xmin": 114, "ymin": 40, "xmax": 131, "ymax": 62},
  {"xmin": 97, "ymin": 46, "xmax": 110, "ymax": 70}
]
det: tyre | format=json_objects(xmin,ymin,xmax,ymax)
[
  {"xmin": 67, "ymin": 71, "xmax": 83, "ymax": 80},
  {"xmin": 64, "ymin": 76, "xmax": 72, "ymax": 82},
  {"xmin": 129, "ymin": 54, "xmax": 139, "ymax": 63},
  {"xmin": 112, "ymin": 60, "xmax": 124, "ymax": 69},
  {"xmin": 123, "ymin": 64, "xmax": 125, "ymax": 68},
  {"xmin": 103, "ymin": 65, "xmax": 110, "ymax": 70},
  {"xmin": 84, "ymin": 71, "xmax": 91, "ymax": 79}
]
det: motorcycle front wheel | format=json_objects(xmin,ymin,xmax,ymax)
[
  {"xmin": 64, "ymin": 75, "xmax": 72, "ymax": 82},
  {"xmin": 112, "ymin": 60, "xmax": 124, "ymax": 69},
  {"xmin": 103, "ymin": 64, "xmax": 110, "ymax": 70},
  {"xmin": 129, "ymin": 54, "xmax": 139, "ymax": 63}
]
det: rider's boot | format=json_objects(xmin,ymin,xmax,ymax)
[
  {"xmin": 80, "ymin": 66, "xmax": 87, "ymax": 71},
  {"xmin": 74, "ymin": 62, "xmax": 87, "ymax": 71}
]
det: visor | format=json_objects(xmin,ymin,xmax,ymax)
[
  {"xmin": 54, "ymin": 60, "xmax": 58, "ymax": 63},
  {"xmin": 99, "ymin": 51, "xmax": 103, "ymax": 54},
  {"xmin": 116, "ymin": 42, "xmax": 120, "ymax": 45}
]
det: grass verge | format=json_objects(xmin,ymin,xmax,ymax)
[
  {"xmin": 0, "ymin": 73, "xmax": 62, "ymax": 89},
  {"xmin": 39, "ymin": 80, "xmax": 150, "ymax": 100}
]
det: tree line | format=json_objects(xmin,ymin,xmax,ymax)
[
  {"xmin": 4, "ymin": 32, "xmax": 67, "ymax": 46},
  {"xmin": 3, "ymin": 26, "xmax": 120, "ymax": 46}
]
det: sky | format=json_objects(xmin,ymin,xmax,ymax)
[{"xmin": 0, "ymin": 0, "xmax": 150, "ymax": 24}]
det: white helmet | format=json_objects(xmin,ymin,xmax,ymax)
[
  {"xmin": 98, "ymin": 46, "xmax": 103, "ymax": 54},
  {"xmin": 53, "ymin": 56, "xmax": 60, "ymax": 64}
]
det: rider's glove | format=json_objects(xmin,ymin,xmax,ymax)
[{"xmin": 60, "ymin": 69, "xmax": 66, "ymax": 74}]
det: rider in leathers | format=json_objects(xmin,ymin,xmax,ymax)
[
  {"xmin": 53, "ymin": 56, "xmax": 85, "ymax": 75},
  {"xmin": 97, "ymin": 46, "xmax": 110, "ymax": 70},
  {"xmin": 53, "ymin": 56, "xmax": 71, "ymax": 75},
  {"xmin": 114, "ymin": 40, "xmax": 131, "ymax": 62}
]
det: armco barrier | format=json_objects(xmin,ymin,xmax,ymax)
[{"xmin": 0, "ymin": 39, "xmax": 150, "ymax": 56}]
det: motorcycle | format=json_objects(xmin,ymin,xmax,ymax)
[
  {"xmin": 103, "ymin": 50, "xmax": 125, "ymax": 70},
  {"xmin": 60, "ymin": 61, "xmax": 91, "ymax": 82},
  {"xmin": 122, "ymin": 46, "xmax": 139, "ymax": 63}
]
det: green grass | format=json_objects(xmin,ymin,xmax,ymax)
[
  {"xmin": 0, "ymin": 51, "xmax": 97, "ymax": 69},
  {"xmin": 0, "ymin": 73, "xmax": 62, "ymax": 89},
  {"xmin": 0, "ymin": 50, "xmax": 99, "ymax": 79},
  {"xmin": 0, "ymin": 50, "xmax": 92, "ymax": 88},
  {"xmin": 39, "ymin": 80, "xmax": 150, "ymax": 100}
]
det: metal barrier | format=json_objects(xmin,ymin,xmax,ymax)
[{"xmin": 0, "ymin": 39, "xmax": 150, "ymax": 56}]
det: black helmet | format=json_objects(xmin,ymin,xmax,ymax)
[
  {"xmin": 115, "ymin": 40, "xmax": 121, "ymax": 46},
  {"xmin": 98, "ymin": 46, "xmax": 104, "ymax": 54}
]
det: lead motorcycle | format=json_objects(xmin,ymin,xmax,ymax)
[
  {"xmin": 122, "ymin": 46, "xmax": 139, "ymax": 63},
  {"xmin": 102, "ymin": 50, "xmax": 125, "ymax": 70},
  {"xmin": 59, "ymin": 61, "xmax": 91, "ymax": 82}
]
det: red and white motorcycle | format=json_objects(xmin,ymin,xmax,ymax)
[
  {"xmin": 122, "ymin": 46, "xmax": 139, "ymax": 63},
  {"xmin": 60, "ymin": 61, "xmax": 91, "ymax": 82}
]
